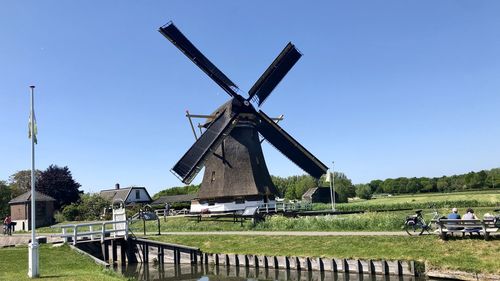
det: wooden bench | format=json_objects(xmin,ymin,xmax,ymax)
[{"xmin": 432, "ymin": 219, "xmax": 498, "ymax": 240}]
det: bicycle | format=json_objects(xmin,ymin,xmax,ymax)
[
  {"xmin": 3, "ymin": 224, "xmax": 11, "ymax": 236},
  {"xmin": 404, "ymin": 205, "xmax": 442, "ymax": 236}
]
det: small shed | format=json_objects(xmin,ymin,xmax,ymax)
[
  {"xmin": 9, "ymin": 191, "xmax": 56, "ymax": 231},
  {"xmin": 99, "ymin": 183, "xmax": 152, "ymax": 206},
  {"xmin": 302, "ymin": 187, "xmax": 338, "ymax": 204}
]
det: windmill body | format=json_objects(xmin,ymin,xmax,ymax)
[
  {"xmin": 159, "ymin": 22, "xmax": 328, "ymax": 213},
  {"xmin": 191, "ymin": 100, "xmax": 279, "ymax": 212}
]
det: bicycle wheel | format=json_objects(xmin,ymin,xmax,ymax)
[{"xmin": 404, "ymin": 221, "xmax": 425, "ymax": 236}]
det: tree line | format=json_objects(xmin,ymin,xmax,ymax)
[
  {"xmin": 151, "ymin": 168, "xmax": 499, "ymax": 203},
  {"xmin": 0, "ymin": 165, "xmax": 82, "ymax": 218}
]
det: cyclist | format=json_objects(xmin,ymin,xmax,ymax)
[{"xmin": 3, "ymin": 215, "xmax": 12, "ymax": 235}]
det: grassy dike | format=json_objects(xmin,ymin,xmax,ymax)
[
  {"xmin": 0, "ymin": 244, "xmax": 128, "ymax": 281},
  {"xmin": 150, "ymin": 234, "xmax": 500, "ymax": 275}
]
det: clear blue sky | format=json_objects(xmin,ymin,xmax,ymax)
[{"xmin": 1, "ymin": 1, "xmax": 499, "ymax": 195}]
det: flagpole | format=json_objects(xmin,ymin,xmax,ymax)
[
  {"xmin": 332, "ymin": 161, "xmax": 335, "ymax": 211},
  {"xmin": 28, "ymin": 85, "xmax": 39, "ymax": 278}
]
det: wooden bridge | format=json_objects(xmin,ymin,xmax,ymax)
[{"xmin": 51, "ymin": 220, "xmax": 202, "ymax": 266}]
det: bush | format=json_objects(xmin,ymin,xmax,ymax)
[
  {"xmin": 355, "ymin": 184, "xmax": 373, "ymax": 200},
  {"xmin": 54, "ymin": 211, "xmax": 65, "ymax": 223},
  {"xmin": 60, "ymin": 194, "xmax": 111, "ymax": 221}
]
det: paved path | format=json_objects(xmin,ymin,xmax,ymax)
[
  {"xmin": 0, "ymin": 234, "xmax": 63, "ymax": 247},
  {"xmin": 153, "ymin": 231, "xmax": 409, "ymax": 236}
]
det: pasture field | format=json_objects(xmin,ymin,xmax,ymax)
[
  {"xmin": 354, "ymin": 190, "xmax": 499, "ymax": 204},
  {"xmin": 313, "ymin": 190, "xmax": 499, "ymax": 212}
]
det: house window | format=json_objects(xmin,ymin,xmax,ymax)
[
  {"xmin": 211, "ymin": 171, "xmax": 216, "ymax": 182},
  {"xmin": 135, "ymin": 190, "xmax": 140, "ymax": 200}
]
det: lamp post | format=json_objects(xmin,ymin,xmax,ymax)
[{"xmin": 28, "ymin": 85, "xmax": 39, "ymax": 278}]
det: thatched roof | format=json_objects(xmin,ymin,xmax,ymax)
[
  {"xmin": 152, "ymin": 194, "xmax": 198, "ymax": 205},
  {"xmin": 9, "ymin": 191, "xmax": 55, "ymax": 204},
  {"xmin": 99, "ymin": 186, "xmax": 151, "ymax": 203}
]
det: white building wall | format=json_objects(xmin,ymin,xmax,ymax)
[
  {"xmin": 190, "ymin": 199, "xmax": 276, "ymax": 213},
  {"xmin": 126, "ymin": 188, "xmax": 151, "ymax": 203}
]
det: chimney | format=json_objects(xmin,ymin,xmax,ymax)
[{"xmin": 115, "ymin": 183, "xmax": 120, "ymax": 190}]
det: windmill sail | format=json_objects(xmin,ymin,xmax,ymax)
[
  {"xmin": 159, "ymin": 22, "xmax": 239, "ymax": 98},
  {"xmin": 171, "ymin": 109, "xmax": 238, "ymax": 184},
  {"xmin": 248, "ymin": 43, "xmax": 302, "ymax": 106},
  {"xmin": 256, "ymin": 110, "xmax": 327, "ymax": 179}
]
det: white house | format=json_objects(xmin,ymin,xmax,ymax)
[{"xmin": 99, "ymin": 183, "xmax": 152, "ymax": 206}]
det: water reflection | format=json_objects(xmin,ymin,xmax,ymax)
[{"xmin": 118, "ymin": 263, "xmax": 427, "ymax": 281}]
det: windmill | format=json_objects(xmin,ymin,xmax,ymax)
[{"xmin": 159, "ymin": 22, "xmax": 328, "ymax": 212}]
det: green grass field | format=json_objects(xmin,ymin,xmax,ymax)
[
  {"xmin": 150, "ymin": 234, "xmax": 500, "ymax": 274},
  {"xmin": 0, "ymin": 245, "xmax": 127, "ymax": 281},
  {"xmin": 354, "ymin": 190, "xmax": 499, "ymax": 205},
  {"xmin": 313, "ymin": 190, "xmax": 500, "ymax": 211}
]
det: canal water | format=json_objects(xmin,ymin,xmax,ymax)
[{"xmin": 118, "ymin": 263, "xmax": 429, "ymax": 281}]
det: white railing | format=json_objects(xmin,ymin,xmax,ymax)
[
  {"xmin": 155, "ymin": 208, "xmax": 189, "ymax": 217},
  {"xmin": 51, "ymin": 220, "xmax": 129, "ymax": 245},
  {"xmin": 258, "ymin": 202, "xmax": 312, "ymax": 213}
]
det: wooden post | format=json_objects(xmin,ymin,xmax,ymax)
[
  {"xmin": 62, "ymin": 228, "xmax": 67, "ymax": 243},
  {"xmin": 73, "ymin": 226, "xmax": 77, "ymax": 245},
  {"xmin": 120, "ymin": 239, "xmax": 127, "ymax": 263},
  {"xmin": 101, "ymin": 224, "xmax": 105, "ymax": 243},
  {"xmin": 102, "ymin": 241, "xmax": 109, "ymax": 262},
  {"xmin": 112, "ymin": 240, "xmax": 118, "ymax": 263},
  {"xmin": 124, "ymin": 220, "xmax": 129, "ymax": 240},
  {"xmin": 89, "ymin": 225, "xmax": 94, "ymax": 240}
]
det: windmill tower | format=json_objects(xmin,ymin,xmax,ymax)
[{"xmin": 159, "ymin": 22, "xmax": 328, "ymax": 212}]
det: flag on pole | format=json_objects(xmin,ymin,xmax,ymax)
[
  {"xmin": 28, "ymin": 112, "xmax": 38, "ymax": 144},
  {"xmin": 325, "ymin": 171, "xmax": 333, "ymax": 182}
]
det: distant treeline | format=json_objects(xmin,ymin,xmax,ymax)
[
  {"xmin": 366, "ymin": 168, "xmax": 499, "ymax": 195},
  {"xmin": 152, "ymin": 168, "xmax": 500, "ymax": 202}
]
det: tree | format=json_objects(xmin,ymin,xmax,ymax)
[
  {"xmin": 327, "ymin": 172, "xmax": 355, "ymax": 203},
  {"xmin": 8, "ymin": 170, "xmax": 41, "ymax": 198},
  {"xmin": 61, "ymin": 194, "xmax": 111, "ymax": 221},
  {"xmin": 0, "ymin": 181, "xmax": 12, "ymax": 217},
  {"xmin": 355, "ymin": 184, "xmax": 372, "ymax": 200},
  {"xmin": 37, "ymin": 165, "xmax": 81, "ymax": 209}
]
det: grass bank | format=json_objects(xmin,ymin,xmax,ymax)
[
  {"xmin": 150, "ymin": 234, "xmax": 500, "ymax": 275},
  {"xmin": 0, "ymin": 244, "xmax": 127, "ymax": 281},
  {"xmin": 36, "ymin": 206, "xmax": 496, "ymax": 234}
]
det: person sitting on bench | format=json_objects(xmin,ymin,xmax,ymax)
[
  {"xmin": 447, "ymin": 208, "xmax": 461, "ymax": 219},
  {"xmin": 462, "ymin": 208, "xmax": 481, "ymax": 233},
  {"xmin": 447, "ymin": 208, "xmax": 462, "ymax": 230}
]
